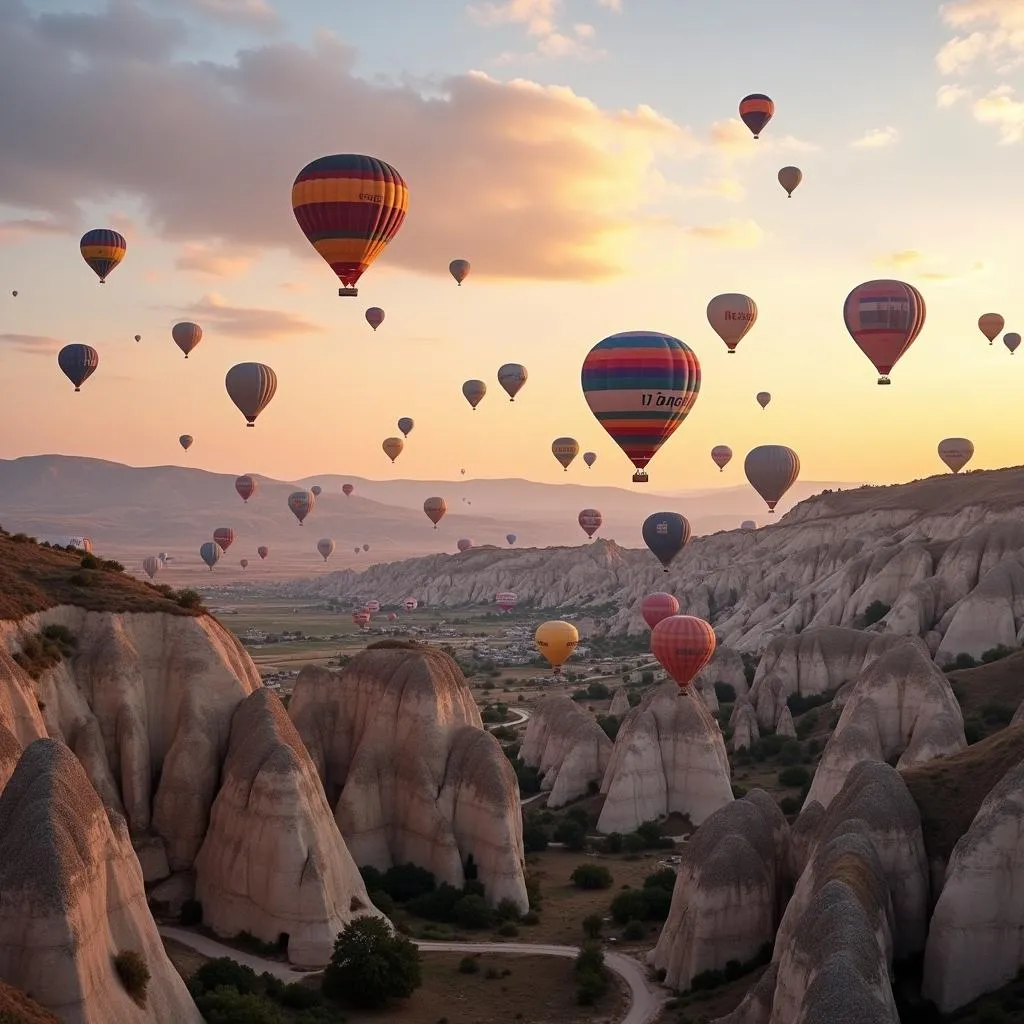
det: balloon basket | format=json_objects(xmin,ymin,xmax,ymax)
[
  {"xmin": 877, "ymin": 376, "xmax": 892, "ymax": 386},
  {"xmin": 338, "ymin": 287, "xmax": 358, "ymax": 297},
  {"xmin": 632, "ymin": 471, "xmax": 648, "ymax": 484}
]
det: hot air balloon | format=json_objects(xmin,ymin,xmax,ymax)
[
  {"xmin": 778, "ymin": 166, "xmax": 802, "ymax": 197},
  {"xmin": 179, "ymin": 434, "xmax": 193, "ymax": 451},
  {"xmin": 365, "ymin": 307, "xmax": 385, "ymax": 331},
  {"xmin": 363, "ymin": 544, "xmax": 370, "ymax": 552},
  {"xmin": 651, "ymin": 615, "xmax": 717, "ymax": 691},
  {"xmin": 1004, "ymin": 333, "xmax": 1021, "ymax": 355},
  {"xmin": 462, "ymin": 380, "xmax": 486, "ymax": 410},
  {"xmin": 311, "ymin": 485, "xmax": 322, "ymax": 497},
  {"xmin": 756, "ymin": 391, "xmax": 771, "ymax": 410},
  {"xmin": 80, "ymin": 229, "xmax": 126, "ymax": 283},
  {"xmin": 317, "ymin": 538, "xmax": 336, "ymax": 562},
  {"xmin": 11, "ymin": 291, "xmax": 16, "ymax": 298},
  {"xmin": 236, "ymin": 476, "xmax": 258, "ymax": 502},
  {"xmin": 497, "ymin": 591, "xmax": 517, "ymax": 613},
  {"xmin": 158, "ymin": 552, "xmax": 168, "ymax": 563},
  {"xmin": 583, "ymin": 451, "xmax": 597, "ymax": 468},
  {"xmin": 57, "ymin": 344, "xmax": 99, "ymax": 392},
  {"xmin": 382, "ymin": 437, "xmax": 404, "ymax": 463},
  {"xmin": 449, "ymin": 259, "xmax": 470, "ymax": 285},
  {"xmin": 134, "ymin": 334, "xmax": 141, "ymax": 342},
  {"xmin": 739, "ymin": 94, "xmax": 774, "ymax": 139},
  {"xmin": 711, "ymin": 445, "xmax": 733, "ymax": 472},
  {"xmin": 642, "ymin": 512, "xmax": 691, "ymax": 572},
  {"xmin": 200, "ymin": 541, "xmax": 221, "ymax": 570},
  {"xmin": 938, "ymin": 438, "xmax": 974, "ymax": 474},
  {"xmin": 578, "ymin": 508, "xmax": 603, "ymax": 539},
  {"xmin": 581, "ymin": 331, "xmax": 700, "ymax": 483},
  {"xmin": 225, "ymin": 363, "xmax": 277, "ymax": 426},
  {"xmin": 171, "ymin": 322, "xmax": 202, "ymax": 359},
  {"xmin": 354, "ymin": 546, "xmax": 360, "ymax": 554},
  {"xmin": 388, "ymin": 612, "xmax": 398, "ymax": 621},
  {"xmin": 457, "ymin": 538, "xmax": 473, "ymax": 553},
  {"xmin": 213, "ymin": 528, "xmax": 235, "ymax": 552},
  {"xmin": 506, "ymin": 534, "xmax": 517, "ymax": 546},
  {"xmin": 552, "ymin": 437, "xmax": 580, "ymax": 471},
  {"xmin": 979, "ymin": 313, "xmax": 1004, "ymax": 345},
  {"xmin": 288, "ymin": 490, "xmax": 314, "ymax": 525},
  {"xmin": 535, "ymin": 620, "xmax": 579, "ymax": 675},
  {"xmin": 641, "ymin": 592, "xmax": 680, "ymax": 629},
  {"xmin": 404, "ymin": 597, "xmax": 418, "ymax": 611},
  {"xmin": 240, "ymin": 558, "xmax": 248, "ymax": 569},
  {"xmin": 291, "ymin": 155, "xmax": 408, "ymax": 296},
  {"xmin": 461, "ymin": 469, "xmax": 466, "ymax": 476},
  {"xmin": 353, "ymin": 610, "xmax": 371, "ymax": 628},
  {"xmin": 366, "ymin": 599, "xmax": 379, "ymax": 612},
  {"xmin": 398, "ymin": 416, "xmax": 414, "ymax": 437},
  {"xmin": 258, "ymin": 545, "xmax": 269, "ymax": 559},
  {"xmin": 342, "ymin": 484, "xmax": 354, "ymax": 497},
  {"xmin": 745, "ymin": 445, "xmax": 800, "ymax": 513},
  {"xmin": 707, "ymin": 294, "xmax": 758, "ymax": 354},
  {"xmin": 843, "ymin": 280, "xmax": 926, "ymax": 385},
  {"xmin": 740, "ymin": 520, "xmax": 757, "ymax": 531},
  {"xmin": 498, "ymin": 363, "xmax": 528, "ymax": 401},
  {"xmin": 142, "ymin": 556, "xmax": 160, "ymax": 580},
  {"xmin": 424, "ymin": 497, "xmax": 447, "ymax": 528}
]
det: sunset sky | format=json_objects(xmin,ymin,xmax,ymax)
[{"xmin": 0, "ymin": 0, "xmax": 1021, "ymax": 501}]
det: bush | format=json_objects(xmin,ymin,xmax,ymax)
[
  {"xmin": 582, "ymin": 913, "xmax": 603, "ymax": 938},
  {"xmin": 279, "ymin": 982, "xmax": 322, "ymax": 1009},
  {"xmin": 514, "ymin": 761, "xmax": 542, "ymax": 794},
  {"xmin": 553, "ymin": 819, "xmax": 586, "ymax": 851},
  {"xmin": 627, "ymin": 689, "xmax": 642, "ymax": 707},
  {"xmin": 575, "ymin": 941, "xmax": 608, "ymax": 1005},
  {"xmin": 601, "ymin": 832, "xmax": 623, "ymax": 854},
  {"xmin": 381, "ymin": 862, "xmax": 436, "ymax": 903},
  {"xmin": 458, "ymin": 956, "xmax": 480, "ymax": 974},
  {"xmin": 778, "ymin": 765, "xmax": 812, "ymax": 788},
  {"xmin": 176, "ymin": 588, "xmax": 204, "ymax": 610},
  {"xmin": 80, "ymin": 553, "xmax": 99, "ymax": 569},
  {"xmin": 786, "ymin": 690, "xmax": 835, "ymax": 716},
  {"xmin": 622, "ymin": 919, "xmax": 646, "ymax": 940},
  {"xmin": 981, "ymin": 702, "xmax": 1014, "ymax": 726},
  {"xmin": 179, "ymin": 898, "xmax": 203, "ymax": 926},
  {"xmin": 521, "ymin": 910, "xmax": 540, "ymax": 925},
  {"xmin": 643, "ymin": 868, "xmax": 677, "ymax": 892},
  {"xmin": 194, "ymin": 988, "xmax": 282, "ymax": 1023},
  {"xmin": 453, "ymin": 894, "xmax": 494, "ymax": 929},
  {"xmin": 523, "ymin": 821, "xmax": 549, "ymax": 853},
  {"xmin": 732, "ymin": 783, "xmax": 748, "ymax": 798},
  {"xmin": 322, "ymin": 917, "xmax": 422, "ymax": 1008},
  {"xmin": 860, "ymin": 600, "xmax": 890, "ymax": 626},
  {"xmin": 571, "ymin": 864, "xmax": 613, "ymax": 890},
  {"xmin": 586, "ymin": 682, "xmax": 611, "ymax": 699},
  {"xmin": 497, "ymin": 922, "xmax": 519, "ymax": 937},
  {"xmin": 610, "ymin": 889, "xmax": 649, "ymax": 925},
  {"xmin": 981, "ymin": 644, "xmax": 1016, "ymax": 664},
  {"xmin": 779, "ymin": 795, "xmax": 802, "ymax": 815},
  {"xmin": 369, "ymin": 889, "xmax": 396, "ymax": 916},
  {"xmin": 189, "ymin": 957, "xmax": 259, "ymax": 996},
  {"xmin": 407, "ymin": 882, "xmax": 463, "ymax": 922},
  {"xmin": 714, "ymin": 682, "xmax": 737, "ymax": 703},
  {"xmin": 113, "ymin": 950, "xmax": 150, "ymax": 1006},
  {"xmin": 494, "ymin": 898, "xmax": 522, "ymax": 923},
  {"xmin": 596, "ymin": 714, "xmax": 620, "ymax": 741},
  {"xmin": 525, "ymin": 871, "xmax": 543, "ymax": 910}
]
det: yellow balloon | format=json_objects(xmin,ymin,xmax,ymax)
[
  {"xmin": 535, "ymin": 620, "xmax": 579, "ymax": 672},
  {"xmin": 382, "ymin": 436, "xmax": 404, "ymax": 463}
]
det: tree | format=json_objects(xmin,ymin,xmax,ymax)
[
  {"xmin": 321, "ymin": 917, "xmax": 422, "ymax": 1009},
  {"xmin": 571, "ymin": 864, "xmax": 613, "ymax": 890},
  {"xmin": 582, "ymin": 913, "xmax": 604, "ymax": 938},
  {"xmin": 554, "ymin": 819, "xmax": 587, "ymax": 851}
]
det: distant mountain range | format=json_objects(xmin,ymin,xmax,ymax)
[{"xmin": 0, "ymin": 454, "xmax": 858, "ymax": 579}]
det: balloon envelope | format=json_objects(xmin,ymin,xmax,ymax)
[
  {"xmin": 178, "ymin": 435, "xmax": 193, "ymax": 451},
  {"xmin": 342, "ymin": 484, "xmax": 354, "ymax": 496},
  {"xmin": 1004, "ymin": 333, "xmax": 1021, "ymax": 354},
  {"xmin": 200, "ymin": 541, "xmax": 221, "ymax": 570},
  {"xmin": 642, "ymin": 512, "xmax": 692, "ymax": 570},
  {"xmin": 404, "ymin": 598, "xmax": 418, "ymax": 611},
  {"xmin": 535, "ymin": 620, "xmax": 579, "ymax": 671},
  {"xmin": 552, "ymin": 437, "xmax": 580, "ymax": 471},
  {"xmin": 171, "ymin": 322, "xmax": 202, "ymax": 358},
  {"xmin": 449, "ymin": 259, "xmax": 470, "ymax": 284},
  {"xmin": 498, "ymin": 363, "xmax": 528, "ymax": 401},
  {"xmin": 317, "ymin": 538, "xmax": 336, "ymax": 561},
  {"xmin": 739, "ymin": 94, "xmax": 774, "ymax": 138},
  {"xmin": 578, "ymin": 508, "xmax": 603, "ymax": 538},
  {"xmin": 641, "ymin": 592, "xmax": 680, "ymax": 629},
  {"xmin": 756, "ymin": 392, "xmax": 771, "ymax": 409},
  {"xmin": 740, "ymin": 520, "xmax": 756, "ymax": 531},
  {"xmin": 142, "ymin": 556, "xmax": 161, "ymax": 580},
  {"xmin": 225, "ymin": 363, "xmax": 278, "ymax": 426},
  {"xmin": 778, "ymin": 166, "xmax": 802, "ymax": 196},
  {"xmin": 291, "ymin": 155, "xmax": 408, "ymax": 293},
  {"xmin": 80, "ymin": 229, "xmax": 126, "ymax": 283},
  {"xmin": 711, "ymin": 445, "xmax": 733, "ymax": 471},
  {"xmin": 651, "ymin": 615, "xmax": 717, "ymax": 690},
  {"xmin": 424, "ymin": 497, "xmax": 447, "ymax": 527},
  {"xmin": 979, "ymin": 313, "xmax": 1004, "ymax": 343},
  {"xmin": 57, "ymin": 344, "xmax": 99, "ymax": 391},
  {"xmin": 365, "ymin": 307, "xmax": 385, "ymax": 330},
  {"xmin": 258, "ymin": 545, "xmax": 269, "ymax": 559},
  {"xmin": 581, "ymin": 331, "xmax": 700, "ymax": 482},
  {"xmin": 583, "ymin": 451, "xmax": 597, "ymax": 468},
  {"xmin": 496, "ymin": 591, "xmax": 517, "ymax": 612},
  {"xmin": 311, "ymin": 485, "xmax": 322, "ymax": 497},
  {"xmin": 213, "ymin": 527, "xmax": 235, "ymax": 552},
  {"xmin": 398, "ymin": 416, "xmax": 414, "ymax": 437},
  {"xmin": 462, "ymin": 380, "xmax": 486, "ymax": 409},
  {"xmin": 382, "ymin": 437, "xmax": 404, "ymax": 462},
  {"xmin": 937, "ymin": 438, "xmax": 974, "ymax": 474},
  {"xmin": 456, "ymin": 538, "xmax": 473, "ymax": 552},
  {"xmin": 843, "ymin": 280, "xmax": 926, "ymax": 384},
  {"xmin": 506, "ymin": 533, "xmax": 517, "ymax": 545},
  {"xmin": 288, "ymin": 490, "xmax": 315, "ymax": 524},
  {"xmin": 707, "ymin": 294, "xmax": 757, "ymax": 353},
  {"xmin": 744, "ymin": 445, "xmax": 801, "ymax": 513}
]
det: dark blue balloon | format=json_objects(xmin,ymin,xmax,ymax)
[
  {"xmin": 642, "ymin": 512, "xmax": 691, "ymax": 571},
  {"xmin": 57, "ymin": 344, "xmax": 99, "ymax": 392}
]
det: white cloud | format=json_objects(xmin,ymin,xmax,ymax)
[
  {"xmin": 683, "ymin": 219, "xmax": 764, "ymax": 249},
  {"xmin": 936, "ymin": 83, "xmax": 969, "ymax": 107},
  {"xmin": 850, "ymin": 126, "xmax": 899, "ymax": 149},
  {"xmin": 938, "ymin": 0, "xmax": 1024, "ymax": 73},
  {"xmin": 469, "ymin": 0, "xmax": 605, "ymax": 59},
  {"xmin": 596, "ymin": 0, "xmax": 622, "ymax": 10},
  {"xmin": 972, "ymin": 85, "xmax": 1024, "ymax": 141}
]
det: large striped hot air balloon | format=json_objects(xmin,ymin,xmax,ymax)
[
  {"xmin": 496, "ymin": 591, "xmax": 517, "ymax": 613},
  {"xmin": 711, "ymin": 445, "xmax": 733, "ymax": 472},
  {"xmin": 213, "ymin": 527, "xmax": 235, "ymax": 552},
  {"xmin": 739, "ymin": 94, "xmax": 774, "ymax": 139},
  {"xmin": 80, "ymin": 229, "xmax": 126, "ymax": 283},
  {"xmin": 578, "ymin": 509, "xmax": 603, "ymax": 538},
  {"xmin": 424, "ymin": 497, "xmax": 447, "ymax": 528},
  {"xmin": 288, "ymin": 490, "xmax": 315, "ymax": 525},
  {"xmin": 200, "ymin": 541, "xmax": 221, "ymax": 570},
  {"xmin": 291, "ymin": 155, "xmax": 409, "ymax": 296},
  {"xmin": 642, "ymin": 512, "xmax": 692, "ymax": 572},
  {"xmin": 225, "ymin": 363, "xmax": 277, "ymax": 426},
  {"xmin": 142, "ymin": 556, "xmax": 161, "ymax": 580},
  {"xmin": 651, "ymin": 615, "xmax": 717, "ymax": 691},
  {"xmin": 843, "ymin": 280, "xmax": 926, "ymax": 385},
  {"xmin": 57, "ymin": 344, "xmax": 99, "ymax": 392},
  {"xmin": 581, "ymin": 331, "xmax": 700, "ymax": 483},
  {"xmin": 172, "ymin": 322, "xmax": 202, "ymax": 358},
  {"xmin": 235, "ymin": 475, "xmax": 257, "ymax": 502},
  {"xmin": 707, "ymin": 294, "xmax": 757, "ymax": 354},
  {"xmin": 403, "ymin": 597, "xmax": 418, "ymax": 611},
  {"xmin": 744, "ymin": 445, "xmax": 800, "ymax": 513},
  {"xmin": 937, "ymin": 438, "xmax": 974, "ymax": 474},
  {"xmin": 641, "ymin": 592, "xmax": 680, "ymax": 629}
]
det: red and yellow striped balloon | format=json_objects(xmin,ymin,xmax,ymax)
[{"xmin": 651, "ymin": 615, "xmax": 717, "ymax": 691}]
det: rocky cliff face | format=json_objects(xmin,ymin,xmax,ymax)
[
  {"xmin": 520, "ymin": 695, "xmax": 612, "ymax": 808},
  {"xmin": 288, "ymin": 644, "xmax": 528, "ymax": 911},
  {"xmin": 0, "ymin": 739, "xmax": 201, "ymax": 1023},
  {"xmin": 598, "ymin": 683, "xmax": 733, "ymax": 834}
]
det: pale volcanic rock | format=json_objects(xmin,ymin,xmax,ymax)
[
  {"xmin": 694, "ymin": 646, "xmax": 749, "ymax": 700},
  {"xmin": 651, "ymin": 791, "xmax": 790, "ymax": 991},
  {"xmin": 0, "ymin": 646, "xmax": 47, "ymax": 750},
  {"xmin": 935, "ymin": 557, "xmax": 1024, "ymax": 663},
  {"xmin": 922, "ymin": 759, "xmax": 1024, "ymax": 1011},
  {"xmin": 731, "ymin": 702, "xmax": 760, "ymax": 752},
  {"xmin": 195, "ymin": 689, "xmax": 379, "ymax": 966},
  {"xmin": 597, "ymin": 683, "xmax": 732, "ymax": 834},
  {"xmin": 796, "ymin": 763, "xmax": 929, "ymax": 958},
  {"xmin": 712, "ymin": 963, "xmax": 777, "ymax": 1024},
  {"xmin": 700, "ymin": 683, "xmax": 720, "ymax": 712},
  {"xmin": 288, "ymin": 645, "xmax": 528, "ymax": 911},
  {"xmin": 608, "ymin": 687, "xmax": 630, "ymax": 716},
  {"xmin": 0, "ymin": 739, "xmax": 202, "ymax": 1023},
  {"xmin": 519, "ymin": 695, "xmax": 612, "ymax": 808},
  {"xmin": 775, "ymin": 705, "xmax": 796, "ymax": 739},
  {"xmin": 1013, "ymin": 697, "xmax": 1024, "ymax": 727},
  {"xmin": 12, "ymin": 607, "xmax": 261, "ymax": 871},
  {"xmin": 804, "ymin": 640, "xmax": 966, "ymax": 811}
]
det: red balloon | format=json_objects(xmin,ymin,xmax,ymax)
[
  {"xmin": 578, "ymin": 508, "xmax": 603, "ymax": 538},
  {"xmin": 650, "ymin": 615, "xmax": 716, "ymax": 690},
  {"xmin": 235, "ymin": 474, "xmax": 256, "ymax": 503},
  {"xmin": 641, "ymin": 592, "xmax": 680, "ymax": 629},
  {"xmin": 843, "ymin": 279, "xmax": 926, "ymax": 385},
  {"xmin": 213, "ymin": 527, "xmax": 235, "ymax": 552}
]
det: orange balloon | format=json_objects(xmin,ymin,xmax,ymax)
[{"xmin": 650, "ymin": 615, "xmax": 716, "ymax": 690}]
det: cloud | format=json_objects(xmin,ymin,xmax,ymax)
[
  {"xmin": 0, "ymin": 2, "xmax": 751, "ymax": 282},
  {"xmin": 972, "ymin": 84, "xmax": 1024, "ymax": 141},
  {"xmin": 171, "ymin": 0, "xmax": 278, "ymax": 27},
  {"xmin": 278, "ymin": 281, "xmax": 310, "ymax": 293},
  {"xmin": 850, "ymin": 126, "xmax": 899, "ymax": 149},
  {"xmin": 875, "ymin": 249, "xmax": 989, "ymax": 283},
  {"xmin": 596, "ymin": 0, "xmax": 622, "ymax": 9},
  {"xmin": 175, "ymin": 242, "xmax": 258, "ymax": 278},
  {"xmin": 469, "ymin": 0, "xmax": 606, "ymax": 59},
  {"xmin": 937, "ymin": 0, "xmax": 1024, "ymax": 74},
  {"xmin": 0, "ymin": 217, "xmax": 71, "ymax": 243},
  {"xmin": 36, "ymin": 0, "xmax": 186, "ymax": 61},
  {"xmin": 877, "ymin": 249, "xmax": 924, "ymax": 268},
  {"xmin": 682, "ymin": 219, "xmax": 764, "ymax": 249},
  {"xmin": 936, "ymin": 83, "xmax": 970, "ymax": 107},
  {"xmin": 173, "ymin": 293, "xmax": 323, "ymax": 338},
  {"xmin": 707, "ymin": 118, "xmax": 819, "ymax": 159},
  {"xmin": 0, "ymin": 333, "xmax": 63, "ymax": 356}
]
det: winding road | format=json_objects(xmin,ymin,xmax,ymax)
[{"xmin": 158, "ymin": 925, "xmax": 665, "ymax": 1024}]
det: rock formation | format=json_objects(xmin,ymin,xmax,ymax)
[
  {"xmin": 774, "ymin": 705, "xmax": 796, "ymax": 738},
  {"xmin": 0, "ymin": 739, "xmax": 202, "ymax": 1023},
  {"xmin": 608, "ymin": 687, "xmax": 630, "ymax": 716},
  {"xmin": 195, "ymin": 689, "xmax": 380, "ymax": 966},
  {"xmin": 731, "ymin": 702, "xmax": 760, "ymax": 752},
  {"xmin": 288, "ymin": 643, "xmax": 528, "ymax": 911},
  {"xmin": 519, "ymin": 695, "xmax": 612, "ymax": 808},
  {"xmin": 694, "ymin": 646, "xmax": 749, "ymax": 700},
  {"xmin": 597, "ymin": 683, "xmax": 732, "ymax": 834},
  {"xmin": 700, "ymin": 682, "xmax": 720, "ymax": 712},
  {"xmin": 922, "ymin": 758, "xmax": 1024, "ymax": 1011},
  {"xmin": 650, "ymin": 791, "xmax": 790, "ymax": 991},
  {"xmin": 804, "ymin": 639, "xmax": 966, "ymax": 810}
]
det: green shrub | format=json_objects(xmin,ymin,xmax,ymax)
[
  {"xmin": 458, "ymin": 956, "xmax": 480, "ymax": 974},
  {"xmin": 175, "ymin": 588, "xmax": 204, "ymax": 610},
  {"xmin": 497, "ymin": 922, "xmax": 519, "ymax": 937},
  {"xmin": 582, "ymin": 913, "xmax": 603, "ymax": 938},
  {"xmin": 981, "ymin": 702, "xmax": 1014, "ymax": 726},
  {"xmin": 453, "ymin": 894, "xmax": 493, "ymax": 929},
  {"xmin": 369, "ymin": 889, "xmax": 396, "ymax": 916},
  {"xmin": 553, "ymin": 819, "xmax": 586, "ymax": 851},
  {"xmin": 860, "ymin": 600, "xmax": 890, "ymax": 626},
  {"xmin": 494, "ymin": 898, "xmax": 521, "ymax": 923},
  {"xmin": 622, "ymin": 919, "xmax": 646, "ymax": 940},
  {"xmin": 778, "ymin": 739, "xmax": 803, "ymax": 766},
  {"xmin": 610, "ymin": 889, "xmax": 649, "ymax": 924},
  {"xmin": 732, "ymin": 783, "xmax": 748, "ymax": 798},
  {"xmin": 189, "ymin": 957, "xmax": 259, "ymax": 996},
  {"xmin": 521, "ymin": 910, "xmax": 540, "ymax": 925},
  {"xmin": 597, "ymin": 714, "xmax": 620, "ymax": 740},
  {"xmin": 179, "ymin": 898, "xmax": 203, "ymax": 926},
  {"xmin": 194, "ymin": 988, "xmax": 281, "ymax": 1023},
  {"xmin": 80, "ymin": 553, "xmax": 99, "ymax": 569},
  {"xmin": 981, "ymin": 644, "xmax": 1016, "ymax": 664},
  {"xmin": 321, "ymin": 916, "xmax": 422, "ymax": 1008},
  {"xmin": 381, "ymin": 863, "xmax": 436, "ymax": 903},
  {"xmin": 778, "ymin": 765, "xmax": 812, "ymax": 788},
  {"xmin": 779, "ymin": 795, "xmax": 802, "ymax": 815},
  {"xmin": 571, "ymin": 864, "xmax": 613, "ymax": 890},
  {"xmin": 113, "ymin": 950, "xmax": 150, "ymax": 1007},
  {"xmin": 278, "ymin": 982, "xmax": 321, "ymax": 1009},
  {"xmin": 714, "ymin": 682, "xmax": 737, "ymax": 703},
  {"xmin": 643, "ymin": 868, "xmax": 677, "ymax": 892},
  {"xmin": 601, "ymin": 832, "xmax": 623, "ymax": 854},
  {"xmin": 575, "ymin": 941, "xmax": 609, "ymax": 1005}
]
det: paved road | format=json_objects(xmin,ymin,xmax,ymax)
[
  {"xmin": 485, "ymin": 706, "xmax": 531, "ymax": 729},
  {"xmin": 158, "ymin": 926, "xmax": 665, "ymax": 1024}
]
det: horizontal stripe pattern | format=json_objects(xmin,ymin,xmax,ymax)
[{"xmin": 844, "ymin": 280, "xmax": 926, "ymax": 376}]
